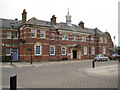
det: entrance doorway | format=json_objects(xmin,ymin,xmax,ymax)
[
  {"xmin": 73, "ymin": 50, "xmax": 77, "ymax": 59},
  {"xmin": 13, "ymin": 49, "xmax": 18, "ymax": 60}
]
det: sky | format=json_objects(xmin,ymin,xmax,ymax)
[{"xmin": 0, "ymin": 0, "xmax": 119, "ymax": 46}]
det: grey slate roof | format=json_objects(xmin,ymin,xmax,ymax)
[
  {"xmin": 0, "ymin": 17, "xmax": 105, "ymax": 35},
  {"xmin": 0, "ymin": 18, "xmax": 22, "ymax": 29},
  {"xmin": 25, "ymin": 17, "xmax": 106, "ymax": 35},
  {"xmin": 56, "ymin": 23, "xmax": 96, "ymax": 35}
]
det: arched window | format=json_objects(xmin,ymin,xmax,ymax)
[
  {"xmin": 84, "ymin": 47, "xmax": 88, "ymax": 55},
  {"xmin": 91, "ymin": 47, "xmax": 95, "ymax": 55},
  {"xmin": 34, "ymin": 43, "xmax": 42, "ymax": 55}
]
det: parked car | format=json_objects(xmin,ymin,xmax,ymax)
[
  {"xmin": 109, "ymin": 54, "xmax": 120, "ymax": 60},
  {"xmin": 94, "ymin": 54, "xmax": 109, "ymax": 61}
]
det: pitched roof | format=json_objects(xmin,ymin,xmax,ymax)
[
  {"xmin": 0, "ymin": 17, "xmax": 105, "ymax": 35},
  {"xmin": 56, "ymin": 23, "xmax": 95, "ymax": 35},
  {"xmin": 26, "ymin": 17, "xmax": 53, "ymax": 27},
  {"xmin": 0, "ymin": 18, "xmax": 22, "ymax": 29},
  {"xmin": 26, "ymin": 17, "xmax": 105, "ymax": 35}
]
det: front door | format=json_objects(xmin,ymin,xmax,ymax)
[
  {"xmin": 73, "ymin": 50, "xmax": 77, "ymax": 59},
  {"xmin": 13, "ymin": 49, "xmax": 18, "ymax": 60}
]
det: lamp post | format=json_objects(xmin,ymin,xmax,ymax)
[
  {"xmin": 56, "ymin": 28, "xmax": 60, "ymax": 61},
  {"xmin": 28, "ymin": 48, "xmax": 32, "ymax": 64},
  {"xmin": 10, "ymin": 23, "xmax": 15, "ymax": 65}
]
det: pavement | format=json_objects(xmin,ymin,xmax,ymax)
[
  {"xmin": 85, "ymin": 64, "xmax": 118, "ymax": 76},
  {"xmin": 1, "ymin": 59, "xmax": 93, "ymax": 68}
]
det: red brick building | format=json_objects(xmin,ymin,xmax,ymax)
[{"xmin": 1, "ymin": 9, "xmax": 113, "ymax": 62}]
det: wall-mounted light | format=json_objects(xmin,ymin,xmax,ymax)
[{"xmin": 2, "ymin": 44, "xmax": 5, "ymax": 46}]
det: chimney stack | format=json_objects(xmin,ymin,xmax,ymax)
[
  {"xmin": 78, "ymin": 21, "xmax": 84, "ymax": 29},
  {"xmin": 22, "ymin": 9, "xmax": 27, "ymax": 24},
  {"xmin": 51, "ymin": 15, "xmax": 56, "ymax": 25}
]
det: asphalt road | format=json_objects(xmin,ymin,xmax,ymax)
[{"xmin": 2, "ymin": 60, "xmax": 119, "ymax": 88}]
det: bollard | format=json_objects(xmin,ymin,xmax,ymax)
[
  {"xmin": 10, "ymin": 75, "xmax": 17, "ymax": 90},
  {"xmin": 92, "ymin": 60, "xmax": 95, "ymax": 68}
]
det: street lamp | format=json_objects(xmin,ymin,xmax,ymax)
[
  {"xmin": 10, "ymin": 23, "xmax": 15, "ymax": 65},
  {"xmin": 56, "ymin": 28, "xmax": 60, "ymax": 61}
]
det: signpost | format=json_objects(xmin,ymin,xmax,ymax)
[{"xmin": 92, "ymin": 60, "xmax": 95, "ymax": 68}]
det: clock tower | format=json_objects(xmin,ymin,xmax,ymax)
[{"xmin": 66, "ymin": 8, "xmax": 72, "ymax": 25}]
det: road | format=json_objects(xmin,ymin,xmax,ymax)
[{"xmin": 2, "ymin": 60, "xmax": 119, "ymax": 88}]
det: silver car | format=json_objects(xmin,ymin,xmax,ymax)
[{"xmin": 94, "ymin": 54, "xmax": 109, "ymax": 61}]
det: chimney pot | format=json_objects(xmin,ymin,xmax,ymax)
[
  {"xmin": 78, "ymin": 21, "xmax": 84, "ymax": 28},
  {"xmin": 22, "ymin": 9, "xmax": 27, "ymax": 24},
  {"xmin": 51, "ymin": 15, "xmax": 56, "ymax": 25}
]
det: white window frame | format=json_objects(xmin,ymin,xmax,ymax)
[
  {"xmin": 104, "ymin": 37, "xmax": 107, "ymax": 43},
  {"xmin": 13, "ymin": 32, "xmax": 18, "ymax": 39},
  {"xmin": 6, "ymin": 48, "xmax": 11, "ymax": 56},
  {"xmin": 81, "ymin": 37, "xmax": 86, "ymax": 42},
  {"xmin": 6, "ymin": 32, "xmax": 11, "ymax": 39},
  {"xmin": 40, "ymin": 30, "xmax": 45, "ymax": 38},
  {"xmin": 62, "ymin": 34, "xmax": 69, "ymax": 40},
  {"xmin": 34, "ymin": 45, "xmax": 41, "ymax": 56},
  {"xmin": 62, "ymin": 35, "xmax": 65, "ymax": 40},
  {"xmin": 50, "ymin": 46, "xmax": 55, "ymax": 55},
  {"xmin": 66, "ymin": 35, "xmax": 69, "ymax": 40},
  {"xmin": 61, "ymin": 46, "xmax": 67, "ymax": 55},
  {"xmin": 84, "ymin": 47, "xmax": 87, "ymax": 55},
  {"xmin": 100, "ymin": 37, "xmax": 103, "ymax": 43},
  {"xmin": 72, "ymin": 35, "xmax": 77, "ymax": 41},
  {"xmin": 91, "ymin": 47, "xmax": 95, "ymax": 55},
  {"xmin": 31, "ymin": 29, "xmax": 36, "ymax": 38},
  {"xmin": 91, "ymin": 38, "xmax": 94, "ymax": 43},
  {"xmin": 102, "ymin": 46, "xmax": 106, "ymax": 54}
]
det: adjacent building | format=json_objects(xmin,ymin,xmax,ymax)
[{"xmin": 1, "ymin": 9, "xmax": 114, "ymax": 62}]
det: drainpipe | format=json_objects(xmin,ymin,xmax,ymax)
[{"xmin": 88, "ymin": 35, "xmax": 91, "ymax": 59}]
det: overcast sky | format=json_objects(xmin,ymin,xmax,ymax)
[{"xmin": 0, "ymin": 0, "xmax": 119, "ymax": 45}]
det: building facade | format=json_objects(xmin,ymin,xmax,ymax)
[{"xmin": 1, "ymin": 9, "xmax": 114, "ymax": 62}]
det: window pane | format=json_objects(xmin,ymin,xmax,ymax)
[
  {"xmin": 31, "ymin": 29, "xmax": 36, "ymax": 38},
  {"xmin": 66, "ymin": 35, "xmax": 69, "ymax": 40},
  {"xmin": 6, "ymin": 48, "xmax": 11, "ymax": 55},
  {"xmin": 6, "ymin": 32, "xmax": 11, "ymax": 39},
  {"xmin": 84, "ymin": 47, "xmax": 87, "ymax": 55},
  {"xmin": 91, "ymin": 47, "xmax": 95, "ymax": 55},
  {"xmin": 62, "ymin": 35, "xmax": 65, "ymax": 40},
  {"xmin": 13, "ymin": 32, "xmax": 18, "ymax": 39},
  {"xmin": 50, "ymin": 46, "xmax": 55, "ymax": 55},
  {"xmin": 36, "ymin": 46, "xmax": 40, "ymax": 54},
  {"xmin": 40, "ymin": 30, "xmax": 45, "ymax": 38},
  {"xmin": 61, "ymin": 47, "xmax": 66, "ymax": 55}
]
